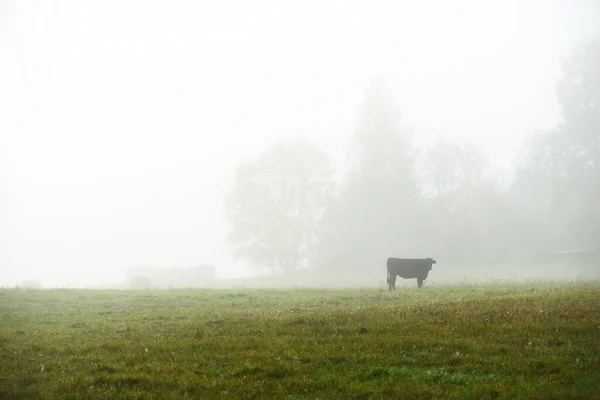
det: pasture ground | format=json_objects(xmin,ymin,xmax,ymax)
[{"xmin": 1, "ymin": 284, "xmax": 599, "ymax": 399}]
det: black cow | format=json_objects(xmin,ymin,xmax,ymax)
[{"xmin": 387, "ymin": 258, "xmax": 436, "ymax": 290}]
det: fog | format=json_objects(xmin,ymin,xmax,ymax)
[{"xmin": 1, "ymin": 0, "xmax": 599, "ymax": 288}]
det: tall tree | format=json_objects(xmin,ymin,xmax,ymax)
[
  {"xmin": 318, "ymin": 78, "xmax": 421, "ymax": 272},
  {"xmin": 420, "ymin": 139, "xmax": 515, "ymax": 265},
  {"xmin": 512, "ymin": 39, "xmax": 600, "ymax": 250},
  {"xmin": 226, "ymin": 139, "xmax": 332, "ymax": 275},
  {"xmin": 350, "ymin": 78, "xmax": 412, "ymax": 179},
  {"xmin": 421, "ymin": 139, "xmax": 487, "ymax": 198},
  {"xmin": 557, "ymin": 39, "xmax": 600, "ymax": 247}
]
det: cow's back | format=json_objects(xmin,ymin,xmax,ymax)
[{"xmin": 387, "ymin": 258, "xmax": 432, "ymax": 279}]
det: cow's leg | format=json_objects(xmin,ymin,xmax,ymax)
[
  {"xmin": 417, "ymin": 277, "xmax": 424, "ymax": 288},
  {"xmin": 391, "ymin": 274, "xmax": 396, "ymax": 291}
]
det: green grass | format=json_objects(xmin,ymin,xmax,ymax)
[{"xmin": 1, "ymin": 284, "xmax": 600, "ymax": 399}]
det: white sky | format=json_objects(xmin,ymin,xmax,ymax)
[{"xmin": 1, "ymin": 0, "xmax": 599, "ymax": 287}]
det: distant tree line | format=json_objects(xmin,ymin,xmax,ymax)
[{"xmin": 225, "ymin": 39, "xmax": 600, "ymax": 275}]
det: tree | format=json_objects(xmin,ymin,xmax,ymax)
[
  {"xmin": 557, "ymin": 39, "xmax": 600, "ymax": 247},
  {"xmin": 557, "ymin": 39, "xmax": 600, "ymax": 162},
  {"xmin": 512, "ymin": 39, "xmax": 600, "ymax": 250},
  {"xmin": 421, "ymin": 139, "xmax": 488, "ymax": 198},
  {"xmin": 226, "ymin": 138, "xmax": 332, "ymax": 275},
  {"xmin": 350, "ymin": 78, "xmax": 413, "ymax": 179},
  {"xmin": 419, "ymin": 139, "xmax": 517, "ymax": 265},
  {"xmin": 317, "ymin": 78, "xmax": 421, "ymax": 273}
]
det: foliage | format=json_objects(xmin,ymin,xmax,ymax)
[
  {"xmin": 1, "ymin": 285, "xmax": 600, "ymax": 399},
  {"xmin": 420, "ymin": 139, "xmax": 488, "ymax": 198},
  {"xmin": 317, "ymin": 79, "xmax": 421, "ymax": 272},
  {"xmin": 417, "ymin": 140, "xmax": 507, "ymax": 264},
  {"xmin": 350, "ymin": 77, "xmax": 413, "ymax": 179},
  {"xmin": 225, "ymin": 41, "xmax": 599, "ymax": 275},
  {"xmin": 226, "ymin": 138, "xmax": 332, "ymax": 275},
  {"xmin": 512, "ymin": 39, "xmax": 600, "ymax": 250}
]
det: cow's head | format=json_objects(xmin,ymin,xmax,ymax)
[{"xmin": 428, "ymin": 258, "xmax": 436, "ymax": 270}]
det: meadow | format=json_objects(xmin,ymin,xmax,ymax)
[{"xmin": 1, "ymin": 284, "xmax": 599, "ymax": 399}]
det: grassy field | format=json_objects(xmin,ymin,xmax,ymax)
[{"xmin": 1, "ymin": 284, "xmax": 600, "ymax": 399}]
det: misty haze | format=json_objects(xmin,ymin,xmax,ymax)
[
  {"xmin": 1, "ymin": 1, "xmax": 598, "ymax": 289},
  {"xmin": 2, "ymin": 1, "xmax": 600, "ymax": 398}
]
